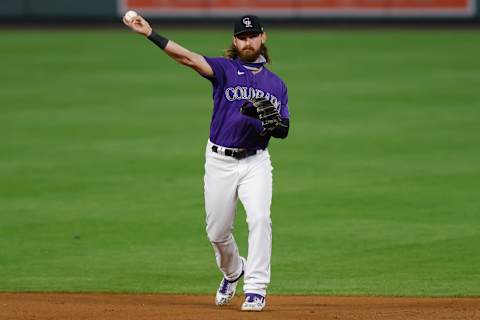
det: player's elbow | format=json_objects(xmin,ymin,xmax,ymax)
[
  {"xmin": 178, "ymin": 54, "xmax": 199, "ymax": 68},
  {"xmin": 177, "ymin": 56, "xmax": 194, "ymax": 67}
]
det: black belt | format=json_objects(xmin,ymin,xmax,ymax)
[{"xmin": 211, "ymin": 145, "xmax": 258, "ymax": 160}]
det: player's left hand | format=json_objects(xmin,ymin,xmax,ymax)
[{"xmin": 240, "ymin": 97, "xmax": 281, "ymax": 136}]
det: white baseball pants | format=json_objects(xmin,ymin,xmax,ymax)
[{"xmin": 204, "ymin": 140, "xmax": 273, "ymax": 297}]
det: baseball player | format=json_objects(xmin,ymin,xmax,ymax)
[{"xmin": 123, "ymin": 14, "xmax": 290, "ymax": 312}]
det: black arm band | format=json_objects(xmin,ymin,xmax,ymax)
[
  {"xmin": 271, "ymin": 118, "xmax": 290, "ymax": 139},
  {"xmin": 148, "ymin": 31, "xmax": 169, "ymax": 50}
]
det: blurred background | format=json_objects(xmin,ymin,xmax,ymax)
[
  {"xmin": 0, "ymin": 0, "xmax": 479, "ymax": 22},
  {"xmin": 1, "ymin": 0, "xmax": 479, "ymax": 296}
]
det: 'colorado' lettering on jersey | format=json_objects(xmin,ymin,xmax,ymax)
[
  {"xmin": 201, "ymin": 56, "xmax": 289, "ymax": 150},
  {"xmin": 224, "ymin": 86, "xmax": 282, "ymax": 110}
]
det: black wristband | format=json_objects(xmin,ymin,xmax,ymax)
[{"xmin": 148, "ymin": 31, "xmax": 169, "ymax": 50}]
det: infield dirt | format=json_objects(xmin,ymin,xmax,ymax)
[{"xmin": 1, "ymin": 293, "xmax": 479, "ymax": 320}]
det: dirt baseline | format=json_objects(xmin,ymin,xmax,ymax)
[{"xmin": 1, "ymin": 293, "xmax": 479, "ymax": 320}]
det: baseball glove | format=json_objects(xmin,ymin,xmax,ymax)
[{"xmin": 240, "ymin": 97, "xmax": 282, "ymax": 136}]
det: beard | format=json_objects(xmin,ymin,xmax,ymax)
[{"xmin": 237, "ymin": 45, "xmax": 261, "ymax": 62}]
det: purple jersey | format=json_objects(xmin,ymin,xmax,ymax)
[{"xmin": 202, "ymin": 57, "xmax": 289, "ymax": 150}]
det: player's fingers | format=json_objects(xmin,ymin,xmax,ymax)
[
  {"xmin": 130, "ymin": 16, "xmax": 143, "ymax": 27},
  {"xmin": 133, "ymin": 18, "xmax": 146, "ymax": 30},
  {"xmin": 124, "ymin": 17, "xmax": 137, "ymax": 30}
]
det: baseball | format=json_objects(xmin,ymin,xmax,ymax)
[{"xmin": 124, "ymin": 10, "xmax": 138, "ymax": 23}]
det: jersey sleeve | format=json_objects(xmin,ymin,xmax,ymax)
[
  {"xmin": 200, "ymin": 56, "xmax": 228, "ymax": 87},
  {"xmin": 280, "ymin": 82, "xmax": 290, "ymax": 119}
]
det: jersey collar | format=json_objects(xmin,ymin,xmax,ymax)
[{"xmin": 237, "ymin": 55, "xmax": 267, "ymax": 72}]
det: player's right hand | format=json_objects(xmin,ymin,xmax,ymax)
[{"xmin": 123, "ymin": 15, "xmax": 153, "ymax": 37}]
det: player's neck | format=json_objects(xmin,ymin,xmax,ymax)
[{"xmin": 239, "ymin": 55, "xmax": 266, "ymax": 73}]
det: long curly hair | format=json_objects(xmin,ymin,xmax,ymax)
[{"xmin": 223, "ymin": 43, "xmax": 271, "ymax": 64}]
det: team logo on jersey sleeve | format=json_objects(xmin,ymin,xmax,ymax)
[{"xmin": 224, "ymin": 86, "xmax": 281, "ymax": 110}]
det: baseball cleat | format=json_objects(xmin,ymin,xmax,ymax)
[
  {"xmin": 241, "ymin": 293, "xmax": 266, "ymax": 311},
  {"xmin": 215, "ymin": 257, "xmax": 246, "ymax": 306}
]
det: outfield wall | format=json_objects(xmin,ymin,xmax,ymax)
[
  {"xmin": 120, "ymin": 0, "xmax": 476, "ymax": 18},
  {"xmin": 0, "ymin": 0, "xmax": 117, "ymax": 18},
  {"xmin": 1, "ymin": 0, "xmax": 479, "ymax": 20}
]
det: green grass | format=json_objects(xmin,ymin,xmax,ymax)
[{"xmin": 1, "ymin": 29, "xmax": 479, "ymax": 296}]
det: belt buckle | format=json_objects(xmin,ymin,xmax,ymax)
[{"xmin": 212, "ymin": 145, "xmax": 226, "ymax": 156}]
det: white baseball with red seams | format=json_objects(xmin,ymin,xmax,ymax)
[{"xmin": 124, "ymin": 10, "xmax": 138, "ymax": 23}]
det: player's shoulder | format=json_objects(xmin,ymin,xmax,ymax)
[
  {"xmin": 203, "ymin": 56, "xmax": 239, "ymax": 76},
  {"xmin": 204, "ymin": 56, "xmax": 236, "ymax": 67},
  {"xmin": 264, "ymin": 67, "xmax": 288, "ymax": 90}
]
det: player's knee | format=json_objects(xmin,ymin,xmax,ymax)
[
  {"xmin": 246, "ymin": 214, "xmax": 272, "ymax": 231},
  {"xmin": 206, "ymin": 225, "xmax": 232, "ymax": 243}
]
